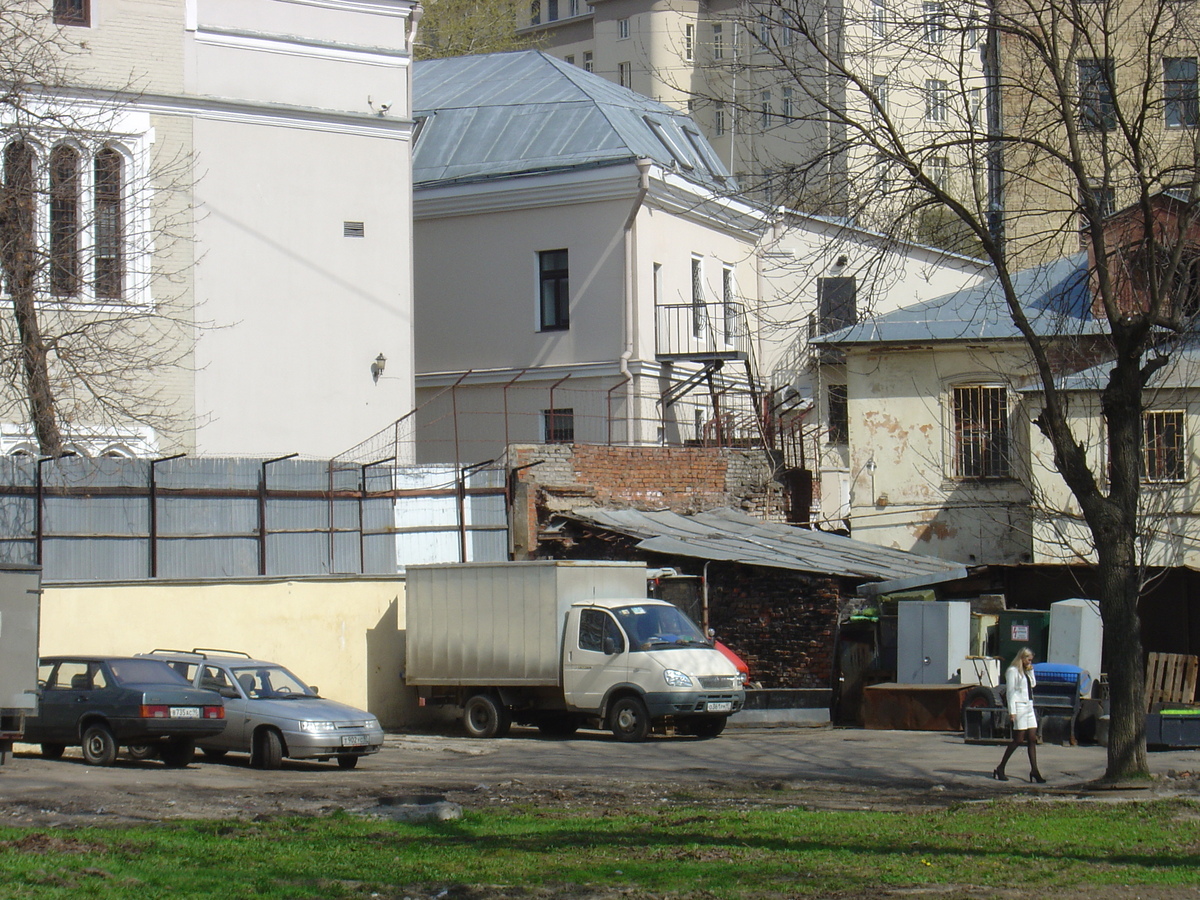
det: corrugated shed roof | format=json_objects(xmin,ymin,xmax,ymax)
[
  {"xmin": 817, "ymin": 252, "xmax": 1101, "ymax": 345},
  {"xmin": 565, "ymin": 507, "xmax": 966, "ymax": 583},
  {"xmin": 413, "ymin": 50, "xmax": 731, "ymax": 189}
]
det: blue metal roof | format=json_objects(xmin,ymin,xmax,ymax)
[
  {"xmin": 412, "ymin": 50, "xmax": 732, "ymax": 189},
  {"xmin": 818, "ymin": 252, "xmax": 1101, "ymax": 345}
]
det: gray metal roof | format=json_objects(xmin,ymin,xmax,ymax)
[
  {"xmin": 412, "ymin": 50, "xmax": 731, "ymax": 190},
  {"xmin": 565, "ymin": 507, "xmax": 966, "ymax": 583},
  {"xmin": 817, "ymin": 253, "xmax": 1101, "ymax": 345}
]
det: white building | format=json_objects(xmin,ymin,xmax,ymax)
[
  {"xmin": 410, "ymin": 49, "xmax": 988, "ymax": 531},
  {"xmin": 0, "ymin": 0, "xmax": 421, "ymax": 459}
]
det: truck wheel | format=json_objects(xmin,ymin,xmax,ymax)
[
  {"xmin": 251, "ymin": 728, "xmax": 284, "ymax": 770},
  {"xmin": 81, "ymin": 724, "xmax": 118, "ymax": 766},
  {"xmin": 609, "ymin": 696, "xmax": 651, "ymax": 742},
  {"xmin": 41, "ymin": 743, "xmax": 66, "ymax": 760},
  {"xmin": 689, "ymin": 716, "xmax": 728, "ymax": 739},
  {"xmin": 159, "ymin": 740, "xmax": 195, "ymax": 768},
  {"xmin": 463, "ymin": 694, "xmax": 512, "ymax": 738}
]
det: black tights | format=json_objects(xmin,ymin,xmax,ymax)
[{"xmin": 997, "ymin": 726, "xmax": 1039, "ymax": 775}]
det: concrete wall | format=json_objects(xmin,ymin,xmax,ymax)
[{"xmin": 39, "ymin": 577, "xmax": 412, "ymax": 729}]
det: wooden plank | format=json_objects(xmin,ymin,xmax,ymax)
[{"xmin": 1145, "ymin": 652, "xmax": 1200, "ymax": 710}]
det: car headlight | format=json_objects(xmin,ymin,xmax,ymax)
[
  {"xmin": 663, "ymin": 669, "xmax": 693, "ymax": 688},
  {"xmin": 299, "ymin": 720, "xmax": 337, "ymax": 733}
]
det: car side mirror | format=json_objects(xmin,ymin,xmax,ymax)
[{"xmin": 309, "ymin": 685, "xmax": 319, "ymax": 694}]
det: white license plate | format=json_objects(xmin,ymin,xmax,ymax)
[
  {"xmin": 170, "ymin": 707, "xmax": 201, "ymax": 718},
  {"xmin": 706, "ymin": 701, "xmax": 733, "ymax": 713},
  {"xmin": 341, "ymin": 734, "xmax": 368, "ymax": 747}
]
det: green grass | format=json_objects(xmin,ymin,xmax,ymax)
[{"xmin": 0, "ymin": 799, "xmax": 1196, "ymax": 898}]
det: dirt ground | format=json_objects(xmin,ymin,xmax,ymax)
[{"xmin": 2, "ymin": 729, "xmax": 1199, "ymax": 900}]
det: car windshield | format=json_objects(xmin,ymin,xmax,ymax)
[
  {"xmin": 107, "ymin": 658, "xmax": 192, "ymax": 687},
  {"xmin": 614, "ymin": 604, "xmax": 708, "ymax": 650},
  {"xmin": 230, "ymin": 665, "xmax": 315, "ymax": 699}
]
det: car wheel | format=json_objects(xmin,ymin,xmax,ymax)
[
  {"xmin": 41, "ymin": 743, "xmax": 66, "ymax": 760},
  {"xmin": 81, "ymin": 724, "xmax": 118, "ymax": 766},
  {"xmin": 608, "ymin": 696, "xmax": 651, "ymax": 742},
  {"xmin": 126, "ymin": 743, "xmax": 158, "ymax": 761},
  {"xmin": 159, "ymin": 740, "xmax": 195, "ymax": 768},
  {"xmin": 463, "ymin": 693, "xmax": 511, "ymax": 739},
  {"xmin": 200, "ymin": 747, "xmax": 228, "ymax": 760},
  {"xmin": 251, "ymin": 728, "xmax": 284, "ymax": 770},
  {"xmin": 336, "ymin": 755, "xmax": 359, "ymax": 769}
]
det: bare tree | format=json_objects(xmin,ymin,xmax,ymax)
[
  {"xmin": 0, "ymin": 1, "xmax": 194, "ymax": 458},
  {"xmin": 702, "ymin": 0, "xmax": 1200, "ymax": 779}
]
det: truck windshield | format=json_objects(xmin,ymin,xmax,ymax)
[{"xmin": 614, "ymin": 604, "xmax": 708, "ymax": 651}]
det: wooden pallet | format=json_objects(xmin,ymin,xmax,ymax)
[{"xmin": 1145, "ymin": 652, "xmax": 1200, "ymax": 711}]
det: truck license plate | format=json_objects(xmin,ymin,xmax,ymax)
[
  {"xmin": 341, "ymin": 734, "xmax": 368, "ymax": 747},
  {"xmin": 170, "ymin": 707, "xmax": 201, "ymax": 718},
  {"xmin": 706, "ymin": 701, "xmax": 733, "ymax": 713}
]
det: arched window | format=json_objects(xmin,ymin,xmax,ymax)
[
  {"xmin": 94, "ymin": 147, "xmax": 123, "ymax": 300},
  {"xmin": 1, "ymin": 142, "xmax": 35, "ymax": 297},
  {"xmin": 50, "ymin": 145, "xmax": 80, "ymax": 297}
]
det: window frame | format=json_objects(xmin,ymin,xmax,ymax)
[
  {"xmin": 93, "ymin": 147, "xmax": 124, "ymax": 301},
  {"xmin": 691, "ymin": 256, "xmax": 706, "ymax": 338},
  {"xmin": 49, "ymin": 144, "xmax": 81, "ymax": 297},
  {"xmin": 54, "ymin": 0, "xmax": 89, "ymax": 26},
  {"xmin": 617, "ymin": 16, "xmax": 629, "ymax": 39},
  {"xmin": 922, "ymin": 1, "xmax": 945, "ymax": 43},
  {"xmin": 1143, "ymin": 409, "xmax": 1186, "ymax": 483},
  {"xmin": 538, "ymin": 248, "xmax": 570, "ymax": 331},
  {"xmin": 827, "ymin": 383, "xmax": 849, "ymax": 444},
  {"xmin": 925, "ymin": 78, "xmax": 948, "ymax": 122},
  {"xmin": 1079, "ymin": 58, "xmax": 1117, "ymax": 132},
  {"xmin": 1164, "ymin": 57, "xmax": 1199, "ymax": 128},
  {"xmin": 951, "ymin": 384, "xmax": 1011, "ymax": 480},
  {"xmin": 542, "ymin": 407, "xmax": 575, "ymax": 444}
]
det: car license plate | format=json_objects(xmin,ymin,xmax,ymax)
[
  {"xmin": 170, "ymin": 707, "xmax": 201, "ymax": 718},
  {"xmin": 706, "ymin": 701, "xmax": 733, "ymax": 713},
  {"xmin": 341, "ymin": 734, "xmax": 368, "ymax": 747}
]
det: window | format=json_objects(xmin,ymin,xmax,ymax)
[
  {"xmin": 54, "ymin": 0, "xmax": 89, "ymax": 25},
  {"xmin": 538, "ymin": 249, "xmax": 569, "ymax": 331},
  {"xmin": 969, "ymin": 87, "xmax": 984, "ymax": 125},
  {"xmin": 94, "ymin": 148, "xmax": 123, "ymax": 300},
  {"xmin": 713, "ymin": 23, "xmax": 724, "ymax": 60},
  {"xmin": 926, "ymin": 79, "xmax": 948, "ymax": 122},
  {"xmin": 782, "ymin": 87, "xmax": 793, "ymax": 120},
  {"xmin": 579, "ymin": 608, "xmax": 623, "ymax": 652},
  {"xmin": 782, "ymin": 23, "xmax": 794, "ymax": 46},
  {"xmin": 1079, "ymin": 58, "xmax": 1116, "ymax": 131},
  {"xmin": 1144, "ymin": 410, "xmax": 1185, "ymax": 482},
  {"xmin": 1164, "ymin": 57, "xmax": 1198, "ymax": 128},
  {"xmin": 872, "ymin": 0, "xmax": 887, "ymax": 36},
  {"xmin": 617, "ymin": 16, "xmax": 629, "ymax": 38},
  {"xmin": 952, "ymin": 385, "xmax": 1010, "ymax": 478},
  {"xmin": 873, "ymin": 74, "xmax": 889, "ymax": 116},
  {"xmin": 583, "ymin": 51, "xmax": 593, "ymax": 72},
  {"xmin": 722, "ymin": 265, "xmax": 738, "ymax": 338},
  {"xmin": 50, "ymin": 145, "xmax": 80, "ymax": 297},
  {"xmin": 565, "ymin": 54, "xmax": 575, "ymax": 66},
  {"xmin": 758, "ymin": 13, "xmax": 770, "ymax": 47},
  {"xmin": 715, "ymin": 101, "xmax": 726, "ymax": 136},
  {"xmin": 547, "ymin": 0, "xmax": 558, "ymax": 20},
  {"xmin": 691, "ymin": 256, "xmax": 706, "ymax": 337},
  {"xmin": 543, "ymin": 408, "xmax": 575, "ymax": 443},
  {"xmin": 827, "ymin": 384, "xmax": 848, "ymax": 443},
  {"xmin": 817, "ymin": 277, "xmax": 856, "ymax": 333},
  {"xmin": 760, "ymin": 90, "xmax": 772, "ymax": 127},
  {"xmin": 684, "ymin": 23, "xmax": 695, "ymax": 61},
  {"xmin": 2, "ymin": 142, "xmax": 34, "ymax": 298},
  {"xmin": 568, "ymin": 0, "xmax": 579, "ymax": 15},
  {"xmin": 927, "ymin": 155, "xmax": 949, "ymax": 188},
  {"xmin": 530, "ymin": 0, "xmax": 540, "ymax": 24},
  {"xmin": 923, "ymin": 1, "xmax": 945, "ymax": 43},
  {"xmin": 875, "ymin": 152, "xmax": 893, "ymax": 192},
  {"xmin": 618, "ymin": 61, "xmax": 632, "ymax": 88}
]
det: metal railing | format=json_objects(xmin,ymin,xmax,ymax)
[{"xmin": 656, "ymin": 301, "xmax": 749, "ymax": 360}]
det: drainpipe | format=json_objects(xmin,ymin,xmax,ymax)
[{"xmin": 620, "ymin": 159, "xmax": 653, "ymax": 445}]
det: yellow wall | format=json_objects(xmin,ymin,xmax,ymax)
[{"xmin": 39, "ymin": 577, "xmax": 413, "ymax": 729}]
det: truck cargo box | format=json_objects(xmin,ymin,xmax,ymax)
[
  {"xmin": 405, "ymin": 561, "xmax": 648, "ymax": 687},
  {"xmin": 0, "ymin": 565, "xmax": 40, "ymax": 713}
]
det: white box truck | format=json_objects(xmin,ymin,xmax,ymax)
[
  {"xmin": 0, "ymin": 564, "xmax": 41, "ymax": 762},
  {"xmin": 405, "ymin": 561, "xmax": 745, "ymax": 741}
]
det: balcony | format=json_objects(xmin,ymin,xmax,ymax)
[{"xmin": 656, "ymin": 302, "xmax": 749, "ymax": 362}]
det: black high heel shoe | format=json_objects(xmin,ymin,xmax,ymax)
[
  {"xmin": 992, "ymin": 768, "xmax": 1008, "ymax": 781},
  {"xmin": 1030, "ymin": 771, "xmax": 1047, "ymax": 784}
]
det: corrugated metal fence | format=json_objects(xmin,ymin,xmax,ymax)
[{"xmin": 0, "ymin": 456, "xmax": 507, "ymax": 581}]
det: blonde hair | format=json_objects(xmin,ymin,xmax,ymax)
[{"xmin": 1010, "ymin": 647, "xmax": 1034, "ymax": 670}]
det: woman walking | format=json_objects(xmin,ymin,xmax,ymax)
[{"xmin": 993, "ymin": 647, "xmax": 1046, "ymax": 783}]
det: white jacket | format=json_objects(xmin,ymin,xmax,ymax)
[{"xmin": 1006, "ymin": 664, "xmax": 1037, "ymax": 714}]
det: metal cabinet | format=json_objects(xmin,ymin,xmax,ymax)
[{"xmin": 897, "ymin": 601, "xmax": 971, "ymax": 685}]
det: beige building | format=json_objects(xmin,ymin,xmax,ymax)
[
  {"xmin": 0, "ymin": 0, "xmax": 421, "ymax": 460},
  {"xmin": 521, "ymin": 0, "xmax": 987, "ymax": 223}
]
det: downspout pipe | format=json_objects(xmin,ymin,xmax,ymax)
[{"xmin": 620, "ymin": 159, "xmax": 653, "ymax": 445}]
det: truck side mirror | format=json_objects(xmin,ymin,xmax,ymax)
[{"xmin": 603, "ymin": 636, "xmax": 622, "ymax": 655}]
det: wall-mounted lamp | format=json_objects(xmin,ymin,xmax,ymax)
[
  {"xmin": 835, "ymin": 254, "xmax": 849, "ymax": 268},
  {"xmin": 865, "ymin": 457, "xmax": 876, "ymax": 474},
  {"xmin": 371, "ymin": 353, "xmax": 387, "ymax": 383}
]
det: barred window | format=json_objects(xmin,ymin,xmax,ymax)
[
  {"xmin": 952, "ymin": 385, "xmax": 1010, "ymax": 478},
  {"xmin": 691, "ymin": 256, "xmax": 705, "ymax": 337},
  {"xmin": 54, "ymin": 0, "xmax": 89, "ymax": 25},
  {"xmin": 1143, "ymin": 410, "xmax": 1185, "ymax": 482},
  {"xmin": 828, "ymin": 384, "xmax": 848, "ymax": 444},
  {"xmin": 50, "ymin": 145, "xmax": 81, "ymax": 297},
  {"xmin": 543, "ymin": 408, "xmax": 575, "ymax": 443},
  {"xmin": 94, "ymin": 148, "xmax": 124, "ymax": 300}
]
